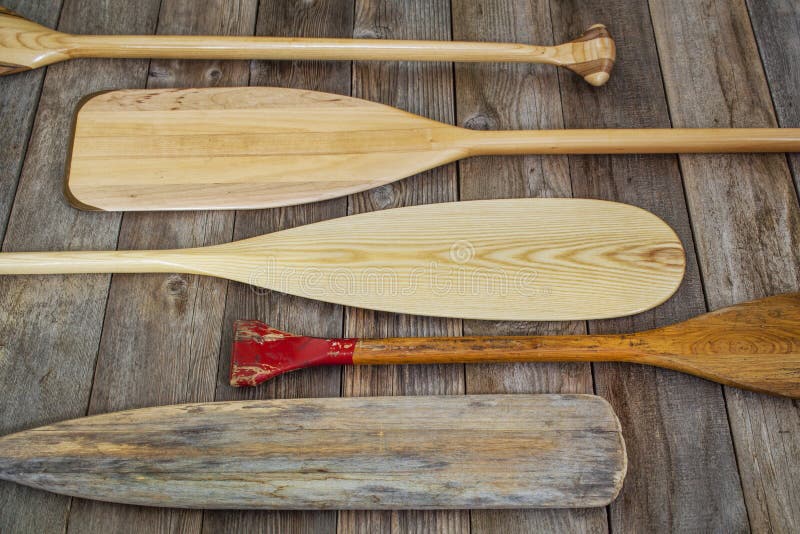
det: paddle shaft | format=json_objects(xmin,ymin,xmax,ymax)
[
  {"xmin": 60, "ymin": 35, "xmax": 579, "ymax": 64},
  {"xmin": 0, "ymin": 8, "xmax": 614, "ymax": 84},
  {"xmin": 353, "ymin": 334, "xmax": 654, "ymax": 364},
  {"xmin": 0, "ymin": 250, "xmax": 200, "ymax": 275},
  {"xmin": 231, "ymin": 293, "xmax": 800, "ymax": 397},
  {"xmin": 232, "ymin": 331, "xmax": 800, "ymax": 398},
  {"xmin": 459, "ymin": 128, "xmax": 800, "ymax": 154}
]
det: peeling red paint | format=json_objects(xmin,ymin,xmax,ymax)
[{"xmin": 230, "ymin": 320, "xmax": 357, "ymax": 387}]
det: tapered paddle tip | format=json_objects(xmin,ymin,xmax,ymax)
[
  {"xmin": 230, "ymin": 320, "xmax": 357, "ymax": 387},
  {"xmin": 563, "ymin": 24, "xmax": 616, "ymax": 87}
]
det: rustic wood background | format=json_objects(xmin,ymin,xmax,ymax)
[{"xmin": 0, "ymin": 0, "xmax": 798, "ymax": 532}]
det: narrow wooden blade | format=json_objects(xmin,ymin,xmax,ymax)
[
  {"xmin": 67, "ymin": 87, "xmax": 466, "ymax": 210},
  {"xmin": 0, "ymin": 395, "xmax": 626, "ymax": 509},
  {"xmin": 228, "ymin": 294, "xmax": 800, "ymax": 398},
  {"xmin": 639, "ymin": 293, "xmax": 800, "ymax": 398}
]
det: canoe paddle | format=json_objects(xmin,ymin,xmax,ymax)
[
  {"xmin": 0, "ymin": 7, "xmax": 615, "ymax": 85},
  {"xmin": 0, "ymin": 199, "xmax": 685, "ymax": 321},
  {"xmin": 0, "ymin": 395, "xmax": 626, "ymax": 509},
  {"xmin": 230, "ymin": 293, "xmax": 800, "ymax": 398},
  {"xmin": 66, "ymin": 87, "xmax": 800, "ymax": 211}
]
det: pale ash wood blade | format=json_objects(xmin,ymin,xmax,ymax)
[
  {"xmin": 65, "ymin": 87, "xmax": 800, "ymax": 211},
  {"xmin": 0, "ymin": 394, "xmax": 626, "ymax": 509},
  {"xmin": 0, "ymin": 199, "xmax": 685, "ymax": 321}
]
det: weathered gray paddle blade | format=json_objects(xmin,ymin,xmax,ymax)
[{"xmin": 0, "ymin": 395, "xmax": 626, "ymax": 509}]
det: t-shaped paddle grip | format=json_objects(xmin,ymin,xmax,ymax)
[{"xmin": 560, "ymin": 24, "xmax": 616, "ymax": 87}]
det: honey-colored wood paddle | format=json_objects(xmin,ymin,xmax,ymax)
[
  {"xmin": 0, "ymin": 395, "xmax": 626, "ymax": 509},
  {"xmin": 0, "ymin": 199, "xmax": 685, "ymax": 321},
  {"xmin": 0, "ymin": 7, "xmax": 614, "ymax": 85},
  {"xmin": 66, "ymin": 87, "xmax": 800, "ymax": 211},
  {"xmin": 230, "ymin": 293, "xmax": 800, "ymax": 398}
]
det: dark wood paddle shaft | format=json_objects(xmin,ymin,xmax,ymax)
[{"xmin": 231, "ymin": 293, "xmax": 800, "ymax": 398}]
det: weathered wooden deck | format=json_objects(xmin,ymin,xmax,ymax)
[{"xmin": 1, "ymin": 0, "xmax": 798, "ymax": 532}]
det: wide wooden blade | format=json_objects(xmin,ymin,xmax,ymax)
[
  {"xmin": 66, "ymin": 87, "xmax": 800, "ymax": 211},
  {"xmin": 67, "ymin": 87, "xmax": 467, "ymax": 210},
  {"xmin": 0, "ymin": 395, "xmax": 626, "ymax": 509},
  {"xmin": 0, "ymin": 199, "xmax": 685, "ymax": 320}
]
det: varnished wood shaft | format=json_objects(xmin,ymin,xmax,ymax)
[
  {"xmin": 355, "ymin": 335, "xmax": 643, "ymax": 364},
  {"xmin": 230, "ymin": 294, "xmax": 800, "ymax": 397},
  {"xmin": 352, "ymin": 293, "xmax": 800, "ymax": 398},
  {"xmin": 65, "ymin": 35, "xmax": 577, "ymax": 63},
  {"xmin": 0, "ymin": 8, "xmax": 615, "ymax": 85},
  {"xmin": 461, "ymin": 128, "xmax": 800, "ymax": 155}
]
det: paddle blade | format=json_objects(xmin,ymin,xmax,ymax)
[
  {"xmin": 66, "ymin": 87, "xmax": 467, "ymax": 210},
  {"xmin": 0, "ymin": 8, "xmax": 67, "ymax": 74},
  {"xmin": 0, "ymin": 395, "xmax": 626, "ymax": 509},
  {"xmin": 646, "ymin": 293, "xmax": 800, "ymax": 398},
  {"xmin": 187, "ymin": 199, "xmax": 685, "ymax": 321}
]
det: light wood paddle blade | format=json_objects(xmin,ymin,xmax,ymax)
[
  {"xmin": 0, "ymin": 395, "xmax": 627, "ymax": 509},
  {"xmin": 65, "ymin": 87, "xmax": 800, "ymax": 211},
  {"xmin": 0, "ymin": 199, "xmax": 685, "ymax": 321}
]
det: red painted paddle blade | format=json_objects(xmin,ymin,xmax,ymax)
[{"xmin": 230, "ymin": 320, "xmax": 356, "ymax": 386}]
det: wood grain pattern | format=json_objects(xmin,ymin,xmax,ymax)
[
  {"xmin": 0, "ymin": 199, "xmax": 686, "ymax": 321},
  {"xmin": 0, "ymin": 1, "xmax": 162, "ymax": 532},
  {"xmin": 63, "ymin": 2, "xmax": 257, "ymax": 533},
  {"xmin": 340, "ymin": 1, "xmax": 466, "ymax": 531},
  {"xmin": 355, "ymin": 293, "xmax": 800, "ymax": 397},
  {"xmin": 550, "ymin": 0, "xmax": 748, "ymax": 531},
  {"xmin": 202, "ymin": 2, "xmax": 353, "ymax": 533},
  {"xmin": 650, "ymin": 0, "xmax": 800, "ymax": 531},
  {"xmin": 0, "ymin": 7, "xmax": 614, "ymax": 84},
  {"xmin": 0, "ymin": 395, "xmax": 627, "ymax": 509},
  {"xmin": 64, "ymin": 86, "xmax": 800, "ymax": 211},
  {"xmin": 452, "ymin": 0, "xmax": 602, "ymax": 532}
]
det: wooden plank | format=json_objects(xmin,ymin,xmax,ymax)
[
  {"xmin": 649, "ymin": 0, "xmax": 800, "ymax": 530},
  {"xmin": 0, "ymin": 1, "xmax": 62, "ymax": 241},
  {"xmin": 62, "ymin": 1, "xmax": 257, "ymax": 532},
  {"xmin": 201, "ymin": 1, "xmax": 352, "ymax": 533},
  {"xmin": 451, "ymin": 0, "xmax": 603, "ymax": 531},
  {"xmin": 0, "ymin": 0, "xmax": 162, "ymax": 531},
  {"xmin": 340, "ymin": 1, "xmax": 465, "ymax": 532},
  {"xmin": 747, "ymin": 0, "xmax": 800, "ymax": 191},
  {"xmin": 549, "ymin": 0, "xmax": 749, "ymax": 531},
  {"xmin": 0, "ymin": 395, "xmax": 627, "ymax": 510}
]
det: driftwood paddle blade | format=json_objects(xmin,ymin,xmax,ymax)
[
  {"xmin": 0, "ymin": 395, "xmax": 627, "ymax": 509},
  {"xmin": 0, "ymin": 199, "xmax": 685, "ymax": 321}
]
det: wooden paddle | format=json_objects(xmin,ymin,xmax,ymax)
[
  {"xmin": 0, "ymin": 7, "xmax": 614, "ymax": 84},
  {"xmin": 0, "ymin": 395, "xmax": 626, "ymax": 509},
  {"xmin": 0, "ymin": 199, "xmax": 685, "ymax": 321},
  {"xmin": 66, "ymin": 87, "xmax": 800, "ymax": 211},
  {"xmin": 230, "ymin": 293, "xmax": 800, "ymax": 398}
]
